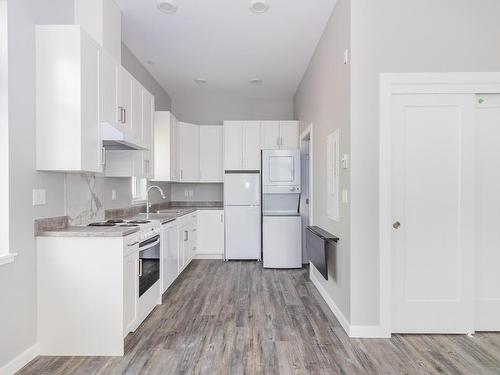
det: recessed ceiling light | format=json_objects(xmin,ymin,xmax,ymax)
[
  {"xmin": 146, "ymin": 60, "xmax": 155, "ymax": 65},
  {"xmin": 250, "ymin": 0, "xmax": 269, "ymax": 13},
  {"xmin": 194, "ymin": 78, "xmax": 207, "ymax": 84},
  {"xmin": 157, "ymin": 0, "xmax": 178, "ymax": 14},
  {"xmin": 249, "ymin": 78, "xmax": 263, "ymax": 84}
]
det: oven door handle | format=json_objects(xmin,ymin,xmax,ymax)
[{"xmin": 139, "ymin": 234, "xmax": 160, "ymax": 249}]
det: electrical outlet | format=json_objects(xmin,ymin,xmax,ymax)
[
  {"xmin": 341, "ymin": 154, "xmax": 349, "ymax": 169},
  {"xmin": 189, "ymin": 190, "xmax": 194, "ymax": 197},
  {"xmin": 32, "ymin": 189, "xmax": 46, "ymax": 206},
  {"xmin": 184, "ymin": 189, "xmax": 189, "ymax": 197},
  {"xmin": 111, "ymin": 189, "xmax": 117, "ymax": 201}
]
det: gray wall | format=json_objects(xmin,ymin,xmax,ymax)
[
  {"xmin": 172, "ymin": 96, "xmax": 293, "ymax": 125},
  {"xmin": 0, "ymin": 0, "xmax": 73, "ymax": 368},
  {"xmin": 293, "ymin": 0, "xmax": 351, "ymax": 322},
  {"xmin": 349, "ymin": 0, "xmax": 500, "ymax": 326}
]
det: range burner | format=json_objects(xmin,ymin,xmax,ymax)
[
  {"xmin": 88, "ymin": 222, "xmax": 116, "ymax": 227},
  {"xmin": 128, "ymin": 220, "xmax": 151, "ymax": 224},
  {"xmin": 107, "ymin": 219, "xmax": 125, "ymax": 224}
]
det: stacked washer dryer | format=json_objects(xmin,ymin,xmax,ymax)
[{"xmin": 262, "ymin": 149, "xmax": 302, "ymax": 268}]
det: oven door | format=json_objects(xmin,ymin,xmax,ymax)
[{"xmin": 138, "ymin": 234, "xmax": 160, "ymax": 298}]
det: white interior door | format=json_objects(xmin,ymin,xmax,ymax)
[
  {"xmin": 476, "ymin": 94, "xmax": 500, "ymax": 331},
  {"xmin": 391, "ymin": 93, "xmax": 476, "ymax": 334}
]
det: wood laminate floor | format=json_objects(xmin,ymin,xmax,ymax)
[{"xmin": 19, "ymin": 260, "xmax": 500, "ymax": 374}]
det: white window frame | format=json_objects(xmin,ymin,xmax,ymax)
[
  {"xmin": 0, "ymin": 0, "xmax": 15, "ymax": 266},
  {"xmin": 131, "ymin": 176, "xmax": 147, "ymax": 204}
]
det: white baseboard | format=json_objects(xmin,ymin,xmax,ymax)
[
  {"xmin": 0, "ymin": 344, "xmax": 39, "ymax": 375},
  {"xmin": 194, "ymin": 253, "xmax": 223, "ymax": 260},
  {"xmin": 309, "ymin": 268, "xmax": 389, "ymax": 338},
  {"xmin": 309, "ymin": 269, "xmax": 351, "ymax": 335}
]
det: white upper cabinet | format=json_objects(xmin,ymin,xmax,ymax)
[
  {"xmin": 261, "ymin": 121, "xmax": 280, "ymax": 150},
  {"xmin": 179, "ymin": 122, "xmax": 200, "ymax": 182},
  {"xmin": 36, "ymin": 25, "xmax": 104, "ymax": 173},
  {"xmin": 130, "ymin": 78, "xmax": 143, "ymax": 142},
  {"xmin": 243, "ymin": 121, "xmax": 262, "ymax": 170},
  {"xmin": 100, "ymin": 51, "xmax": 120, "ymax": 130},
  {"xmin": 117, "ymin": 67, "xmax": 132, "ymax": 134},
  {"xmin": 261, "ymin": 120, "xmax": 299, "ymax": 150},
  {"xmin": 279, "ymin": 121, "xmax": 299, "ymax": 149},
  {"xmin": 74, "ymin": 0, "xmax": 122, "ymax": 63},
  {"xmin": 224, "ymin": 121, "xmax": 243, "ymax": 170},
  {"xmin": 142, "ymin": 89, "xmax": 154, "ymax": 150},
  {"xmin": 200, "ymin": 126, "xmax": 223, "ymax": 182},
  {"xmin": 223, "ymin": 121, "xmax": 262, "ymax": 171}
]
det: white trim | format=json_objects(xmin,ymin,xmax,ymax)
[
  {"xmin": 193, "ymin": 254, "xmax": 223, "ymax": 260},
  {"xmin": 310, "ymin": 265, "xmax": 350, "ymax": 334},
  {"xmin": 0, "ymin": 344, "xmax": 39, "ymax": 375},
  {"xmin": 0, "ymin": 253, "xmax": 17, "ymax": 266},
  {"xmin": 379, "ymin": 72, "xmax": 500, "ymax": 337},
  {"xmin": 299, "ymin": 124, "xmax": 313, "ymax": 226},
  {"xmin": 349, "ymin": 325, "xmax": 390, "ymax": 338}
]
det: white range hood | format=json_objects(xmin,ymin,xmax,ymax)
[{"xmin": 101, "ymin": 123, "xmax": 146, "ymax": 150}]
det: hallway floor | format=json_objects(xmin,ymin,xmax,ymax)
[{"xmin": 19, "ymin": 260, "xmax": 500, "ymax": 374}]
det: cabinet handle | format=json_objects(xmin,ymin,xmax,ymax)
[
  {"xmin": 184, "ymin": 230, "xmax": 188, "ymax": 241},
  {"xmin": 128, "ymin": 241, "xmax": 139, "ymax": 247},
  {"xmin": 180, "ymin": 170, "xmax": 183, "ymax": 180},
  {"xmin": 220, "ymin": 214, "xmax": 223, "ymax": 223},
  {"xmin": 123, "ymin": 108, "xmax": 127, "ymax": 124},
  {"xmin": 138, "ymin": 259, "xmax": 143, "ymax": 276},
  {"xmin": 117, "ymin": 106, "xmax": 122, "ymax": 123},
  {"xmin": 276, "ymin": 137, "xmax": 280, "ymax": 147}
]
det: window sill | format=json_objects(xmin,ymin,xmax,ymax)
[{"xmin": 0, "ymin": 253, "xmax": 17, "ymax": 266}]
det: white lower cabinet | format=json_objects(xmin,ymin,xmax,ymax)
[
  {"xmin": 196, "ymin": 210, "xmax": 224, "ymax": 258},
  {"xmin": 161, "ymin": 221, "xmax": 179, "ymax": 293},
  {"xmin": 123, "ymin": 249, "xmax": 138, "ymax": 336},
  {"xmin": 37, "ymin": 232, "xmax": 142, "ymax": 356},
  {"xmin": 176, "ymin": 212, "xmax": 198, "ymax": 274}
]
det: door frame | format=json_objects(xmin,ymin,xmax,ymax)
[
  {"xmin": 300, "ymin": 123, "xmax": 314, "ymax": 226},
  {"xmin": 379, "ymin": 72, "xmax": 500, "ymax": 336}
]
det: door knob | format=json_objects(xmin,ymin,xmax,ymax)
[{"xmin": 393, "ymin": 221, "xmax": 401, "ymax": 229}]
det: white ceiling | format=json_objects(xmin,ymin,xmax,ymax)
[{"xmin": 117, "ymin": 0, "xmax": 337, "ymax": 99}]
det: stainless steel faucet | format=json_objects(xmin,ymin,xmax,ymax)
[{"xmin": 146, "ymin": 185, "xmax": 166, "ymax": 217}]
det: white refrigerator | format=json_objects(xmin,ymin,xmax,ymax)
[{"xmin": 224, "ymin": 172, "xmax": 261, "ymax": 260}]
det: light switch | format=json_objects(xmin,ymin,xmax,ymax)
[
  {"xmin": 184, "ymin": 189, "xmax": 189, "ymax": 197},
  {"xmin": 32, "ymin": 189, "xmax": 46, "ymax": 206},
  {"xmin": 342, "ymin": 189, "xmax": 349, "ymax": 204},
  {"xmin": 341, "ymin": 154, "xmax": 349, "ymax": 169},
  {"xmin": 111, "ymin": 189, "xmax": 117, "ymax": 201},
  {"xmin": 189, "ymin": 190, "xmax": 194, "ymax": 197}
]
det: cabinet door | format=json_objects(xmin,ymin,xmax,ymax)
[
  {"xmin": 142, "ymin": 90, "xmax": 154, "ymax": 149},
  {"xmin": 179, "ymin": 122, "xmax": 200, "ymax": 182},
  {"xmin": 101, "ymin": 51, "xmax": 120, "ymax": 130},
  {"xmin": 170, "ymin": 115, "xmax": 179, "ymax": 181},
  {"xmin": 118, "ymin": 67, "xmax": 131, "ymax": 132},
  {"xmin": 123, "ymin": 251, "xmax": 138, "ymax": 335},
  {"xmin": 280, "ymin": 121, "xmax": 299, "ymax": 149},
  {"xmin": 243, "ymin": 121, "xmax": 261, "ymax": 170},
  {"xmin": 162, "ymin": 224, "xmax": 178, "ymax": 293},
  {"xmin": 177, "ymin": 227, "xmax": 185, "ymax": 274},
  {"xmin": 130, "ymin": 79, "xmax": 143, "ymax": 142},
  {"xmin": 189, "ymin": 213, "xmax": 198, "ymax": 262},
  {"xmin": 200, "ymin": 126, "xmax": 223, "ymax": 182},
  {"xmin": 81, "ymin": 34, "xmax": 103, "ymax": 173},
  {"xmin": 224, "ymin": 121, "xmax": 243, "ymax": 170},
  {"xmin": 261, "ymin": 121, "xmax": 280, "ymax": 150},
  {"xmin": 197, "ymin": 210, "xmax": 224, "ymax": 256}
]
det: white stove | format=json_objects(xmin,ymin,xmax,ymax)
[{"xmin": 89, "ymin": 219, "xmax": 161, "ymax": 241}]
